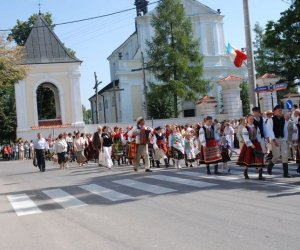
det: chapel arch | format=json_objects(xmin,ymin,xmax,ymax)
[{"xmin": 36, "ymin": 82, "xmax": 62, "ymax": 126}]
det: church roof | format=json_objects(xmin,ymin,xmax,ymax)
[
  {"xmin": 217, "ymin": 75, "xmax": 243, "ymax": 82},
  {"xmin": 89, "ymin": 80, "xmax": 120, "ymax": 101},
  {"xmin": 197, "ymin": 96, "xmax": 217, "ymax": 104},
  {"xmin": 257, "ymin": 73, "xmax": 279, "ymax": 79},
  {"xmin": 24, "ymin": 15, "xmax": 81, "ymax": 64}
]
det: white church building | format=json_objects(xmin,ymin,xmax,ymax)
[{"xmin": 89, "ymin": 0, "xmax": 247, "ymax": 123}]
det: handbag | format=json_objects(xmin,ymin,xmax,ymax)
[
  {"xmin": 33, "ymin": 157, "xmax": 38, "ymax": 167},
  {"xmin": 99, "ymin": 151, "xmax": 106, "ymax": 166}
]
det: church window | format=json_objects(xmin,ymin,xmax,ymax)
[{"xmin": 36, "ymin": 82, "xmax": 61, "ymax": 122}]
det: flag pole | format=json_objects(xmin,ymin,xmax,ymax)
[{"xmin": 243, "ymin": 0, "xmax": 258, "ymax": 110}]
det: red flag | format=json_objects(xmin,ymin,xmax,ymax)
[{"xmin": 234, "ymin": 50, "xmax": 247, "ymax": 68}]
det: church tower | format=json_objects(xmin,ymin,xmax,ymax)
[{"xmin": 15, "ymin": 14, "xmax": 84, "ymax": 139}]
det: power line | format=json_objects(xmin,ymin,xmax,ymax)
[{"xmin": 0, "ymin": 1, "xmax": 160, "ymax": 32}]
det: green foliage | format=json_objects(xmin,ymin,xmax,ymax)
[
  {"xmin": 253, "ymin": 23, "xmax": 282, "ymax": 76},
  {"xmin": 37, "ymin": 85, "xmax": 56, "ymax": 120},
  {"xmin": 82, "ymin": 105, "xmax": 91, "ymax": 124},
  {"xmin": 263, "ymin": 1, "xmax": 300, "ymax": 82},
  {"xmin": 0, "ymin": 35, "xmax": 27, "ymax": 87},
  {"xmin": 8, "ymin": 12, "xmax": 54, "ymax": 46},
  {"xmin": 240, "ymin": 81, "xmax": 250, "ymax": 116},
  {"xmin": 146, "ymin": 83, "xmax": 174, "ymax": 119},
  {"xmin": 146, "ymin": 0, "xmax": 209, "ymax": 117},
  {"xmin": 0, "ymin": 86, "xmax": 17, "ymax": 142}
]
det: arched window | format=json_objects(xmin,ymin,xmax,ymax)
[{"xmin": 36, "ymin": 82, "xmax": 62, "ymax": 126}]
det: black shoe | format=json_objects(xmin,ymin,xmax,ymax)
[
  {"xmin": 42, "ymin": 169, "xmax": 45, "ymax": 172},
  {"xmin": 185, "ymin": 162, "xmax": 188, "ymax": 167},
  {"xmin": 297, "ymin": 165, "xmax": 300, "ymax": 173},
  {"xmin": 164, "ymin": 159, "xmax": 169, "ymax": 168},
  {"xmin": 206, "ymin": 165, "xmax": 211, "ymax": 175},
  {"xmin": 156, "ymin": 161, "xmax": 160, "ymax": 168},
  {"xmin": 228, "ymin": 168, "xmax": 231, "ymax": 173},
  {"xmin": 244, "ymin": 169, "xmax": 250, "ymax": 179},
  {"xmin": 133, "ymin": 167, "xmax": 138, "ymax": 172},
  {"xmin": 283, "ymin": 163, "xmax": 291, "ymax": 178},
  {"xmin": 145, "ymin": 169, "xmax": 152, "ymax": 173},
  {"xmin": 267, "ymin": 162, "xmax": 274, "ymax": 175},
  {"xmin": 258, "ymin": 169, "xmax": 265, "ymax": 180},
  {"xmin": 190, "ymin": 164, "xmax": 193, "ymax": 168},
  {"xmin": 214, "ymin": 165, "xmax": 220, "ymax": 175}
]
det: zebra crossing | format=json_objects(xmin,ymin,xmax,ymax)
[{"xmin": 6, "ymin": 168, "xmax": 300, "ymax": 217}]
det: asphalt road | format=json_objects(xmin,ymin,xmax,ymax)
[{"xmin": 0, "ymin": 158, "xmax": 299, "ymax": 250}]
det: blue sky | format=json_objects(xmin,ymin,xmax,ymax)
[{"xmin": 0, "ymin": 0, "xmax": 290, "ymax": 108}]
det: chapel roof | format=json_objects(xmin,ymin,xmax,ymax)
[
  {"xmin": 257, "ymin": 73, "xmax": 279, "ymax": 79},
  {"xmin": 89, "ymin": 80, "xmax": 120, "ymax": 101},
  {"xmin": 217, "ymin": 75, "xmax": 243, "ymax": 82},
  {"xmin": 197, "ymin": 96, "xmax": 217, "ymax": 104},
  {"xmin": 24, "ymin": 15, "xmax": 81, "ymax": 64}
]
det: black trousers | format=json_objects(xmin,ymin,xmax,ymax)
[{"xmin": 35, "ymin": 149, "xmax": 46, "ymax": 171}]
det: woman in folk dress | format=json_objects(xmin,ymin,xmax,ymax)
[
  {"xmin": 237, "ymin": 115, "xmax": 265, "ymax": 180},
  {"xmin": 199, "ymin": 116, "xmax": 222, "ymax": 175},
  {"xmin": 169, "ymin": 125, "xmax": 185, "ymax": 169}
]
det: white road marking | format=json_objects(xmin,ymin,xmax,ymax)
[
  {"xmin": 80, "ymin": 184, "xmax": 134, "ymax": 201},
  {"xmin": 7, "ymin": 194, "xmax": 42, "ymax": 216},
  {"xmin": 43, "ymin": 189, "xmax": 87, "ymax": 209},
  {"xmin": 147, "ymin": 175, "xmax": 218, "ymax": 188},
  {"xmin": 114, "ymin": 179, "xmax": 176, "ymax": 194},
  {"xmin": 177, "ymin": 171, "xmax": 245, "ymax": 183}
]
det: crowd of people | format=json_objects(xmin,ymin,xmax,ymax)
[
  {"xmin": 2, "ymin": 104, "xmax": 300, "ymax": 180},
  {"xmin": 0, "ymin": 140, "xmax": 34, "ymax": 161}
]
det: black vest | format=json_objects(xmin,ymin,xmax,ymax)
[
  {"xmin": 272, "ymin": 116, "xmax": 285, "ymax": 138},
  {"xmin": 202, "ymin": 125, "xmax": 215, "ymax": 140},
  {"xmin": 155, "ymin": 133, "xmax": 164, "ymax": 141},
  {"xmin": 253, "ymin": 117, "xmax": 265, "ymax": 138}
]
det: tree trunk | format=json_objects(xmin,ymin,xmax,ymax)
[{"xmin": 174, "ymin": 92, "xmax": 178, "ymax": 118}]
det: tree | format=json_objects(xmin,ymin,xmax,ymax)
[
  {"xmin": 240, "ymin": 81, "xmax": 250, "ymax": 116},
  {"xmin": 0, "ymin": 86, "xmax": 17, "ymax": 142},
  {"xmin": 8, "ymin": 12, "xmax": 54, "ymax": 46},
  {"xmin": 146, "ymin": 83, "xmax": 174, "ymax": 119},
  {"xmin": 8, "ymin": 12, "xmax": 76, "ymax": 57},
  {"xmin": 263, "ymin": 1, "xmax": 300, "ymax": 82},
  {"xmin": 146, "ymin": 0, "xmax": 209, "ymax": 118},
  {"xmin": 0, "ymin": 35, "xmax": 27, "ymax": 87},
  {"xmin": 82, "ymin": 105, "xmax": 92, "ymax": 124}
]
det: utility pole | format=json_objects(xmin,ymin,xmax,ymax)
[
  {"xmin": 112, "ymin": 80, "xmax": 118, "ymax": 122},
  {"xmin": 243, "ymin": 0, "xmax": 258, "ymax": 110},
  {"xmin": 141, "ymin": 52, "xmax": 148, "ymax": 119},
  {"xmin": 93, "ymin": 72, "xmax": 101, "ymax": 124}
]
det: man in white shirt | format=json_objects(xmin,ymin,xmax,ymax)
[{"xmin": 33, "ymin": 133, "xmax": 49, "ymax": 172}]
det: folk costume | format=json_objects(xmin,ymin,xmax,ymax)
[
  {"xmin": 253, "ymin": 115, "xmax": 267, "ymax": 153},
  {"xmin": 169, "ymin": 130, "xmax": 185, "ymax": 169},
  {"xmin": 152, "ymin": 127, "xmax": 169, "ymax": 168},
  {"xmin": 292, "ymin": 121, "xmax": 300, "ymax": 173},
  {"xmin": 101, "ymin": 132, "xmax": 114, "ymax": 169},
  {"xmin": 237, "ymin": 124, "xmax": 265, "ymax": 180},
  {"xmin": 199, "ymin": 124, "xmax": 221, "ymax": 175},
  {"xmin": 220, "ymin": 136, "xmax": 231, "ymax": 173},
  {"xmin": 184, "ymin": 134, "xmax": 197, "ymax": 167},
  {"xmin": 112, "ymin": 129, "xmax": 123, "ymax": 166},
  {"xmin": 128, "ymin": 117, "xmax": 152, "ymax": 172},
  {"xmin": 266, "ymin": 105, "xmax": 290, "ymax": 177}
]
